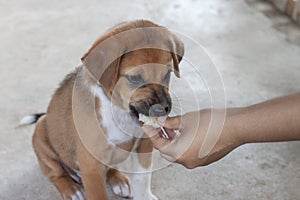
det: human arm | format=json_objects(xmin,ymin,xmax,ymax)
[{"xmin": 142, "ymin": 93, "xmax": 300, "ymax": 168}]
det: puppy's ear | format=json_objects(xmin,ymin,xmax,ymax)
[
  {"xmin": 170, "ymin": 35, "xmax": 184, "ymax": 78},
  {"xmin": 99, "ymin": 58, "xmax": 122, "ymax": 94},
  {"xmin": 81, "ymin": 36, "xmax": 124, "ymax": 94}
]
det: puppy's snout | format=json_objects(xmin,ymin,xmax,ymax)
[
  {"xmin": 129, "ymin": 84, "xmax": 172, "ymax": 118},
  {"xmin": 149, "ymin": 104, "xmax": 169, "ymax": 117}
]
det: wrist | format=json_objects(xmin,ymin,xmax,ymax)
[{"xmin": 224, "ymin": 107, "xmax": 249, "ymax": 145}]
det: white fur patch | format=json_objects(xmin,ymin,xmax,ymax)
[
  {"xmin": 112, "ymin": 183, "xmax": 131, "ymax": 198},
  {"xmin": 91, "ymin": 85, "xmax": 143, "ymax": 144},
  {"xmin": 130, "ymin": 154, "xmax": 158, "ymax": 200},
  {"xmin": 138, "ymin": 114, "xmax": 161, "ymax": 128}
]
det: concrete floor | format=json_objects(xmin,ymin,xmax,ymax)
[{"xmin": 1, "ymin": 0, "xmax": 300, "ymax": 199}]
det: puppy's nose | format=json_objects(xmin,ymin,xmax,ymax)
[{"xmin": 149, "ymin": 104, "xmax": 167, "ymax": 117}]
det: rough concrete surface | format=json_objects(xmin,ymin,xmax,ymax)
[{"xmin": 1, "ymin": 0, "xmax": 300, "ymax": 199}]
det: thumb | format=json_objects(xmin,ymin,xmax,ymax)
[{"xmin": 157, "ymin": 115, "xmax": 181, "ymax": 129}]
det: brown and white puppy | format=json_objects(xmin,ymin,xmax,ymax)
[{"xmin": 21, "ymin": 20, "xmax": 184, "ymax": 200}]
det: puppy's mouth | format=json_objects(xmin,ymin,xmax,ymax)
[
  {"xmin": 129, "ymin": 105, "xmax": 141, "ymax": 123},
  {"xmin": 129, "ymin": 102, "xmax": 170, "ymax": 120},
  {"xmin": 129, "ymin": 104, "xmax": 181, "ymax": 140}
]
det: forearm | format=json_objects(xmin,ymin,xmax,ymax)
[{"xmin": 229, "ymin": 93, "xmax": 300, "ymax": 143}]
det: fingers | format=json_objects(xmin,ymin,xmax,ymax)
[
  {"xmin": 142, "ymin": 125, "xmax": 177, "ymax": 159},
  {"xmin": 157, "ymin": 115, "xmax": 181, "ymax": 129},
  {"xmin": 145, "ymin": 133, "xmax": 178, "ymax": 162},
  {"xmin": 142, "ymin": 124, "xmax": 198, "ymax": 166},
  {"xmin": 142, "ymin": 126, "xmax": 170, "ymax": 148},
  {"xmin": 142, "ymin": 125, "xmax": 160, "ymax": 137}
]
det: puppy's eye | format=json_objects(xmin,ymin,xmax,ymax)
[{"xmin": 125, "ymin": 75, "xmax": 145, "ymax": 84}]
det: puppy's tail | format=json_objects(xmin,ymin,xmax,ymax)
[{"xmin": 19, "ymin": 113, "xmax": 46, "ymax": 126}]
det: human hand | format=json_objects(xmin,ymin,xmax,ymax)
[{"xmin": 142, "ymin": 109, "xmax": 243, "ymax": 169}]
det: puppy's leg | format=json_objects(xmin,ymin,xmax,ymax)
[
  {"xmin": 76, "ymin": 140, "xmax": 109, "ymax": 200},
  {"xmin": 32, "ymin": 116, "xmax": 85, "ymax": 200},
  {"xmin": 107, "ymin": 168, "xmax": 131, "ymax": 198},
  {"xmin": 131, "ymin": 138, "xmax": 158, "ymax": 200}
]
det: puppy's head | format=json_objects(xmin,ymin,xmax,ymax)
[
  {"xmin": 81, "ymin": 20, "xmax": 184, "ymax": 119},
  {"xmin": 117, "ymin": 48, "xmax": 175, "ymax": 118}
]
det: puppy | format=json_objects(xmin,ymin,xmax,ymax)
[{"xmin": 21, "ymin": 20, "xmax": 184, "ymax": 200}]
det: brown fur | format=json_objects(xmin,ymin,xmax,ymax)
[{"xmin": 31, "ymin": 20, "xmax": 184, "ymax": 200}]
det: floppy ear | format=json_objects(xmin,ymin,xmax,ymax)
[
  {"xmin": 170, "ymin": 35, "xmax": 184, "ymax": 78},
  {"xmin": 98, "ymin": 58, "xmax": 122, "ymax": 94},
  {"xmin": 81, "ymin": 36, "xmax": 124, "ymax": 94}
]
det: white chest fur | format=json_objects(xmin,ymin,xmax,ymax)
[{"xmin": 90, "ymin": 85, "xmax": 143, "ymax": 144}]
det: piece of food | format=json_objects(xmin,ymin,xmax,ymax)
[
  {"xmin": 138, "ymin": 114, "xmax": 161, "ymax": 128},
  {"xmin": 139, "ymin": 114, "xmax": 169, "ymax": 139},
  {"xmin": 139, "ymin": 114, "xmax": 182, "ymax": 140}
]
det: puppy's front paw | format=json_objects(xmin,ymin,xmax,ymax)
[
  {"xmin": 111, "ymin": 181, "xmax": 131, "ymax": 198},
  {"xmin": 59, "ymin": 183, "xmax": 85, "ymax": 200},
  {"xmin": 70, "ymin": 188, "xmax": 85, "ymax": 200},
  {"xmin": 107, "ymin": 169, "xmax": 131, "ymax": 198}
]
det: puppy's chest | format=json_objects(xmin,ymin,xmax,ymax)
[
  {"xmin": 93, "ymin": 86, "xmax": 143, "ymax": 144},
  {"xmin": 100, "ymin": 107, "xmax": 138, "ymax": 144}
]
